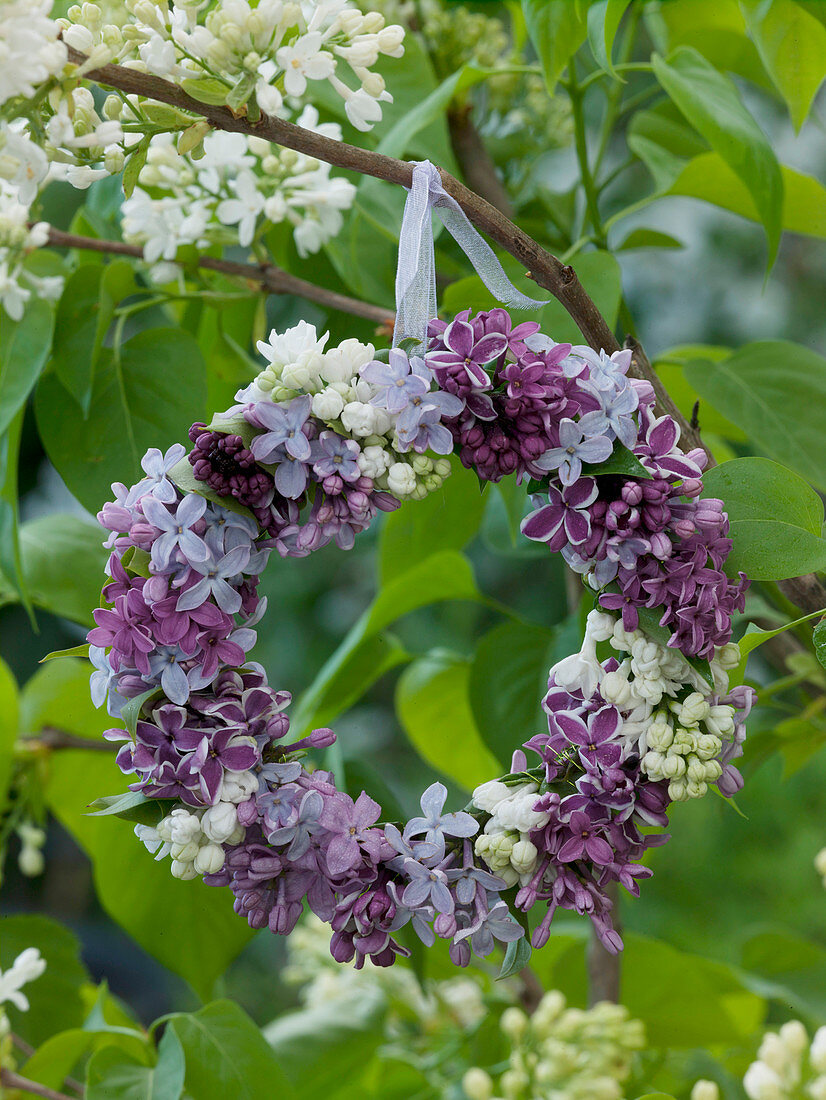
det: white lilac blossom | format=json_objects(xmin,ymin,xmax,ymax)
[
  {"xmin": 121, "ymin": 119, "xmax": 357, "ymax": 267},
  {"xmin": 699, "ymin": 1020, "xmax": 826, "ymax": 1100},
  {"xmin": 0, "ymin": 1, "xmax": 67, "ymax": 108},
  {"xmin": 462, "ymin": 991, "xmax": 645, "ymax": 1100},
  {"xmin": 87, "ymin": 306, "xmax": 755, "ymax": 970},
  {"xmin": 0, "ymin": 188, "xmax": 62, "ymax": 320},
  {"xmin": 58, "ymin": 0, "xmax": 404, "ymax": 127},
  {"xmin": 0, "ymin": 947, "xmax": 46, "ymax": 1012}
]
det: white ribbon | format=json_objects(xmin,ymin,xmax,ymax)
[{"xmin": 393, "ymin": 160, "xmax": 548, "ymax": 350}]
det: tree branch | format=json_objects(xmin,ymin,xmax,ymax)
[
  {"xmin": 20, "ymin": 727, "xmax": 115, "ymax": 752},
  {"xmin": 65, "ymin": 48, "xmax": 617, "ymax": 353},
  {"xmin": 0, "ymin": 1068, "xmax": 78, "ymax": 1100},
  {"xmin": 43, "ymin": 227, "xmax": 393, "ymax": 327},
  {"xmin": 65, "ymin": 48, "xmax": 826, "ymax": 615}
]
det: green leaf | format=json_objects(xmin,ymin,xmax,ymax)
[
  {"xmin": 169, "ymin": 457, "xmax": 257, "ymax": 521},
  {"xmin": 19, "ymin": 514, "xmax": 108, "ymax": 625},
  {"xmin": 379, "ymin": 458, "xmax": 486, "ymax": 583},
  {"xmin": 0, "ymin": 654, "xmax": 18, "ymax": 815},
  {"xmin": 123, "ymin": 136, "xmax": 150, "ymax": 199},
  {"xmin": 87, "ymin": 790, "xmax": 166, "ymax": 825},
  {"xmin": 36, "ymin": 326, "xmax": 207, "ymax": 513},
  {"xmin": 121, "ymin": 687, "xmax": 161, "ymax": 737},
  {"xmin": 615, "ymin": 227, "xmax": 684, "ymax": 251},
  {"xmin": 264, "ymin": 987, "xmax": 385, "ymax": 1096},
  {"xmin": 741, "ymin": 0, "xmax": 826, "ymax": 131},
  {"xmin": 169, "ymin": 1001, "xmax": 296, "ymax": 1100},
  {"xmin": 498, "ymin": 934, "xmax": 532, "ymax": 979},
  {"xmin": 533, "ymin": 929, "xmax": 764, "ymax": 1047},
  {"xmin": 0, "ymin": 406, "xmax": 33, "ymax": 618},
  {"xmin": 94, "ymin": 260, "xmax": 139, "ymax": 375},
  {"xmin": 51, "ymin": 264, "xmax": 104, "ymax": 412},
  {"xmin": 21, "ymin": 1028, "xmax": 148, "ymax": 1097},
  {"xmin": 813, "ymin": 618, "xmax": 826, "ymax": 670},
  {"xmin": 42, "ymin": 643, "xmax": 91, "ymax": 662},
  {"xmin": 396, "ymin": 652, "xmax": 502, "ymax": 790},
  {"xmin": 731, "ymin": 608, "xmax": 825, "ymax": 684},
  {"xmin": 226, "ymin": 72, "xmax": 256, "ymax": 113},
  {"xmin": 702, "ymin": 457, "xmax": 826, "ymax": 580},
  {"xmin": 651, "ymin": 45, "xmax": 783, "ymax": 264},
  {"xmin": 582, "ymin": 443, "xmax": 653, "ymax": 479},
  {"xmin": 181, "ymin": 77, "xmax": 232, "ymax": 105},
  {"xmin": 684, "ymin": 342, "xmax": 826, "ymax": 491},
  {"xmin": 292, "ymin": 550, "xmax": 481, "ymax": 736},
  {"xmin": 25, "ymin": 661, "xmax": 254, "ymax": 998},
  {"xmin": 665, "ymin": 153, "xmax": 826, "ymax": 240},
  {"xmin": 587, "ymin": 0, "xmax": 631, "ymax": 78},
  {"xmin": 87, "ymin": 1029, "xmax": 185, "ymax": 1100},
  {"xmin": 469, "ymin": 621, "xmax": 555, "ymax": 769},
  {"xmin": 0, "ymin": 915, "xmax": 88, "ymax": 1046},
  {"xmin": 522, "ymin": 0, "xmax": 587, "ymax": 92},
  {"xmin": 0, "ymin": 297, "xmax": 54, "ymax": 437}
]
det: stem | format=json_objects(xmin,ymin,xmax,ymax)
[
  {"xmin": 566, "ymin": 70, "xmax": 606, "ymax": 249},
  {"xmin": 19, "ymin": 727, "xmax": 115, "ymax": 752},
  {"xmin": 0, "ymin": 1069, "xmax": 78, "ymax": 1100},
  {"xmin": 43, "ymin": 227, "xmax": 393, "ymax": 326}
]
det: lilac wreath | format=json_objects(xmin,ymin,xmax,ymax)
[{"xmin": 87, "ymin": 308, "xmax": 755, "ymax": 970}]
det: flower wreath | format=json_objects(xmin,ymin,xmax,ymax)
[{"xmin": 86, "ymin": 164, "xmax": 755, "ymax": 973}]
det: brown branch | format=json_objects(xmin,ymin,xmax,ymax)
[
  {"xmin": 64, "ymin": 48, "xmax": 826, "ymax": 615},
  {"xmin": 0, "ymin": 1068, "xmax": 77, "ymax": 1100},
  {"xmin": 447, "ymin": 103, "xmax": 516, "ymax": 220},
  {"xmin": 20, "ymin": 727, "xmax": 114, "ymax": 752},
  {"xmin": 65, "ymin": 47, "xmax": 617, "ymax": 353},
  {"xmin": 43, "ymin": 227, "xmax": 393, "ymax": 327}
]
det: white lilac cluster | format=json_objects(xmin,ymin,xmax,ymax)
[
  {"xmin": 462, "ymin": 992, "xmax": 645, "ymax": 1100},
  {"xmin": 0, "ymin": 177, "xmax": 62, "ymax": 320},
  {"xmin": 231, "ymin": 320, "xmax": 455, "ymax": 501},
  {"xmin": 62, "ymin": 0, "xmax": 405, "ymax": 130},
  {"xmin": 121, "ymin": 114, "xmax": 355, "ymax": 270},
  {"xmin": 135, "ymin": 797, "xmax": 247, "ymax": 879},
  {"xmin": 0, "ymin": 1, "xmax": 67, "ymax": 109},
  {"xmin": 690, "ymin": 1021, "xmax": 826, "ymax": 1100},
  {"xmin": 285, "ymin": 912, "xmax": 487, "ymax": 1031},
  {"xmin": 555, "ymin": 609, "xmax": 745, "ymax": 803},
  {"xmin": 0, "ymin": 947, "xmax": 46, "ymax": 1071},
  {"xmin": 471, "ymin": 780, "xmax": 550, "ymax": 888}
]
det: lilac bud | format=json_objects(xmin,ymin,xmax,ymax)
[
  {"xmin": 622, "ymin": 481, "xmax": 643, "ymax": 506},
  {"xmin": 448, "ymin": 938, "xmax": 471, "ymax": 967},
  {"xmin": 649, "ymin": 532, "xmax": 672, "ymax": 560},
  {"xmin": 434, "ymin": 913, "xmax": 457, "ymax": 939},
  {"xmin": 330, "ymin": 930, "xmax": 356, "ymax": 963}
]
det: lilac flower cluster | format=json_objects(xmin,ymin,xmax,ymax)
[{"xmin": 87, "ymin": 309, "xmax": 756, "ymax": 969}]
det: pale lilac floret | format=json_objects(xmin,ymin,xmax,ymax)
[
  {"xmin": 426, "ymin": 316, "xmax": 505, "ymax": 387},
  {"xmin": 143, "ymin": 494, "xmax": 209, "ymax": 571},
  {"xmin": 248, "ymin": 395, "xmax": 312, "ymax": 463},
  {"xmin": 176, "ymin": 544, "xmax": 251, "ymax": 615},
  {"xmin": 401, "ymin": 858, "xmax": 454, "ymax": 914},
  {"xmin": 395, "ymin": 390, "xmax": 463, "ymax": 454},
  {"xmin": 534, "ymin": 417, "xmax": 613, "ymax": 485},
  {"xmin": 403, "ymin": 781, "xmax": 477, "ymax": 851},
  {"xmin": 577, "ymin": 380, "xmax": 639, "ymax": 449},
  {"xmin": 310, "ymin": 431, "xmax": 361, "ymax": 482},
  {"xmin": 360, "ymin": 349, "xmax": 432, "ymax": 413},
  {"xmin": 125, "ymin": 444, "xmax": 185, "ymax": 506},
  {"xmin": 89, "ymin": 645, "xmax": 116, "ymax": 709}
]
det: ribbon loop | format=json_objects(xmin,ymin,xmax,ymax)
[{"xmin": 393, "ymin": 160, "xmax": 548, "ymax": 351}]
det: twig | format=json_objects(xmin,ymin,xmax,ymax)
[
  {"xmin": 43, "ymin": 227, "xmax": 393, "ymax": 327},
  {"xmin": 10, "ymin": 1034, "xmax": 35, "ymax": 1059},
  {"xmin": 19, "ymin": 727, "xmax": 115, "ymax": 752},
  {"xmin": 0, "ymin": 1068, "xmax": 77, "ymax": 1100}
]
